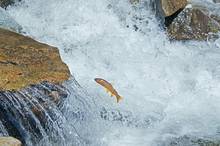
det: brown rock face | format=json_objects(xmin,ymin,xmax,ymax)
[
  {"xmin": 168, "ymin": 7, "xmax": 220, "ymax": 40},
  {"xmin": 0, "ymin": 28, "xmax": 70, "ymax": 90},
  {"xmin": 0, "ymin": 137, "xmax": 21, "ymax": 146},
  {"xmin": 152, "ymin": 0, "xmax": 187, "ymax": 27},
  {"xmin": 161, "ymin": 0, "xmax": 187, "ymax": 17}
]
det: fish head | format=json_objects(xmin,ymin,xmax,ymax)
[{"xmin": 94, "ymin": 78, "xmax": 105, "ymax": 84}]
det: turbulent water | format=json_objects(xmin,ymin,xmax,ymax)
[{"xmin": 5, "ymin": 0, "xmax": 220, "ymax": 145}]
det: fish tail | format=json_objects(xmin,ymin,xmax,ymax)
[{"xmin": 116, "ymin": 95, "xmax": 123, "ymax": 103}]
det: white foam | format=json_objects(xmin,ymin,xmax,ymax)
[{"xmin": 7, "ymin": 0, "xmax": 220, "ymax": 145}]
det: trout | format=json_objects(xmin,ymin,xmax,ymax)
[{"xmin": 95, "ymin": 78, "xmax": 123, "ymax": 103}]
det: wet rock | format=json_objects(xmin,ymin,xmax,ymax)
[
  {"xmin": 0, "ymin": 137, "xmax": 21, "ymax": 146},
  {"xmin": 0, "ymin": 7, "xmax": 22, "ymax": 32},
  {"xmin": 129, "ymin": 0, "xmax": 139, "ymax": 5},
  {"xmin": 213, "ymin": 0, "xmax": 220, "ymax": 3},
  {"xmin": 160, "ymin": 135, "xmax": 220, "ymax": 146},
  {"xmin": 0, "ymin": 0, "xmax": 20, "ymax": 8},
  {"xmin": 151, "ymin": 0, "xmax": 220, "ymax": 40},
  {"xmin": 152, "ymin": 0, "xmax": 187, "ymax": 26},
  {"xmin": 99, "ymin": 107, "xmax": 163, "ymax": 128},
  {"xmin": 160, "ymin": 0, "xmax": 187, "ymax": 17},
  {"xmin": 211, "ymin": 14, "xmax": 220, "ymax": 24},
  {"xmin": 167, "ymin": 5, "xmax": 220, "ymax": 40},
  {"xmin": 0, "ymin": 24, "xmax": 71, "ymax": 145},
  {"xmin": 0, "ymin": 82, "xmax": 69, "ymax": 145},
  {"xmin": 0, "ymin": 0, "xmax": 13, "ymax": 8},
  {"xmin": 0, "ymin": 28, "xmax": 70, "ymax": 91}
]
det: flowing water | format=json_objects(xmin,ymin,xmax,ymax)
[{"xmin": 3, "ymin": 0, "xmax": 220, "ymax": 145}]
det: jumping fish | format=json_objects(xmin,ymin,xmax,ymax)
[{"xmin": 94, "ymin": 78, "xmax": 123, "ymax": 103}]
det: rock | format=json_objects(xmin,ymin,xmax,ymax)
[
  {"xmin": 0, "ymin": 7, "xmax": 22, "ymax": 32},
  {"xmin": 129, "ymin": 0, "xmax": 139, "ymax": 5},
  {"xmin": 0, "ymin": 28, "xmax": 70, "ymax": 91},
  {"xmin": 152, "ymin": 0, "xmax": 187, "ymax": 26},
  {"xmin": 0, "ymin": 0, "xmax": 18, "ymax": 8},
  {"xmin": 0, "ymin": 82, "xmax": 69, "ymax": 145},
  {"xmin": 0, "ymin": 137, "xmax": 21, "ymax": 146},
  {"xmin": 49, "ymin": 91, "xmax": 61, "ymax": 104},
  {"xmin": 152, "ymin": 0, "xmax": 220, "ymax": 40},
  {"xmin": 160, "ymin": 135, "xmax": 220, "ymax": 146},
  {"xmin": 160, "ymin": 0, "xmax": 187, "ymax": 17},
  {"xmin": 213, "ymin": 0, "xmax": 220, "ymax": 3},
  {"xmin": 211, "ymin": 14, "xmax": 220, "ymax": 24},
  {"xmin": 167, "ymin": 5, "xmax": 220, "ymax": 40}
]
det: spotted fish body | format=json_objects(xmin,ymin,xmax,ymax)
[{"xmin": 94, "ymin": 78, "xmax": 123, "ymax": 103}]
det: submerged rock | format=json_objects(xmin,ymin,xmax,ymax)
[
  {"xmin": 211, "ymin": 14, "xmax": 220, "ymax": 24},
  {"xmin": 160, "ymin": 135, "xmax": 220, "ymax": 146},
  {"xmin": 129, "ymin": 0, "xmax": 139, "ymax": 5},
  {"xmin": 0, "ymin": 28, "xmax": 70, "ymax": 91},
  {"xmin": 0, "ymin": 137, "xmax": 21, "ymax": 146},
  {"xmin": 167, "ymin": 5, "xmax": 220, "ymax": 40}
]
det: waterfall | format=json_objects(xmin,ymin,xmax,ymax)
[
  {"xmin": 0, "ymin": 81, "xmax": 85, "ymax": 146},
  {"xmin": 2, "ymin": 0, "xmax": 220, "ymax": 145}
]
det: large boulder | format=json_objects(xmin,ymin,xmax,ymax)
[
  {"xmin": 167, "ymin": 5, "xmax": 220, "ymax": 40},
  {"xmin": 151, "ymin": 0, "xmax": 220, "ymax": 40},
  {"xmin": 0, "ymin": 28, "xmax": 70, "ymax": 91},
  {"xmin": 0, "ymin": 137, "xmax": 21, "ymax": 146},
  {"xmin": 0, "ymin": 28, "xmax": 71, "ymax": 145}
]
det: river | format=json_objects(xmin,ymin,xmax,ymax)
[{"xmin": 6, "ymin": 0, "xmax": 220, "ymax": 145}]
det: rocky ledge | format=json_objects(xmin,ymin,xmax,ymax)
[
  {"xmin": 0, "ymin": 26, "xmax": 70, "ymax": 145},
  {"xmin": 153, "ymin": 0, "xmax": 220, "ymax": 41},
  {"xmin": 0, "ymin": 28, "xmax": 70, "ymax": 91},
  {"xmin": 167, "ymin": 4, "xmax": 220, "ymax": 40}
]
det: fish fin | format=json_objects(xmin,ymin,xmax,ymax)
[
  {"xmin": 109, "ymin": 92, "xmax": 113, "ymax": 96},
  {"xmin": 104, "ymin": 88, "xmax": 109, "ymax": 93}
]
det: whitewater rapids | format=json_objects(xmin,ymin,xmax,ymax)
[{"xmin": 6, "ymin": 0, "xmax": 220, "ymax": 145}]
